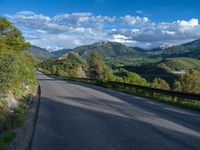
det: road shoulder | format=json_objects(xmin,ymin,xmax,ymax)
[{"xmin": 8, "ymin": 85, "xmax": 41, "ymax": 150}]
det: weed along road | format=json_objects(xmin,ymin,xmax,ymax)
[{"xmin": 31, "ymin": 72, "xmax": 200, "ymax": 150}]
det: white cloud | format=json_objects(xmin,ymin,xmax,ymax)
[
  {"xmin": 110, "ymin": 34, "xmax": 133, "ymax": 44},
  {"xmin": 120, "ymin": 15, "xmax": 150, "ymax": 26},
  {"xmin": 178, "ymin": 18, "xmax": 198, "ymax": 27},
  {"xmin": 4, "ymin": 11, "xmax": 200, "ymax": 49}
]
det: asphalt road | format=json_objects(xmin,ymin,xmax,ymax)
[{"xmin": 31, "ymin": 72, "xmax": 200, "ymax": 150}]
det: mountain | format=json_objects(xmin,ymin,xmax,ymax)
[
  {"xmin": 72, "ymin": 41, "xmax": 138, "ymax": 58},
  {"xmin": 51, "ymin": 49, "xmax": 71, "ymax": 57},
  {"xmin": 132, "ymin": 47, "xmax": 146, "ymax": 52},
  {"xmin": 152, "ymin": 39, "xmax": 200, "ymax": 59},
  {"xmin": 28, "ymin": 46, "xmax": 54, "ymax": 59},
  {"xmin": 64, "ymin": 39, "xmax": 200, "ymax": 59}
]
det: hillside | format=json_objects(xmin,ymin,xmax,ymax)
[
  {"xmin": 72, "ymin": 41, "xmax": 140, "ymax": 58},
  {"xmin": 58, "ymin": 51, "xmax": 88, "ymax": 67},
  {"xmin": 158, "ymin": 57, "xmax": 200, "ymax": 72},
  {"xmin": 150, "ymin": 39, "xmax": 200, "ymax": 59},
  {"xmin": 39, "ymin": 51, "xmax": 88, "ymax": 78},
  {"xmin": 28, "ymin": 46, "xmax": 54, "ymax": 59},
  {"xmin": 115, "ymin": 57, "xmax": 200, "ymax": 84}
]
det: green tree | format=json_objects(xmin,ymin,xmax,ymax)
[
  {"xmin": 0, "ymin": 17, "xmax": 36, "ymax": 96},
  {"xmin": 90, "ymin": 52, "xmax": 112, "ymax": 81},
  {"xmin": 173, "ymin": 70, "xmax": 200, "ymax": 93},
  {"xmin": 0, "ymin": 17, "xmax": 29, "ymax": 51},
  {"xmin": 124, "ymin": 72, "xmax": 148, "ymax": 86},
  {"xmin": 151, "ymin": 77, "xmax": 170, "ymax": 90}
]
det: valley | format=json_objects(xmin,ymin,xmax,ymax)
[{"xmin": 32, "ymin": 39, "xmax": 200, "ymax": 86}]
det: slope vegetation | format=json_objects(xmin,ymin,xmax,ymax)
[{"xmin": 39, "ymin": 51, "xmax": 88, "ymax": 78}]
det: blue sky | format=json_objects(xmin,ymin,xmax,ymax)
[{"xmin": 1, "ymin": 0, "xmax": 200, "ymax": 49}]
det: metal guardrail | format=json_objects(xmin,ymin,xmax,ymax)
[{"xmin": 53, "ymin": 75, "xmax": 200, "ymax": 101}]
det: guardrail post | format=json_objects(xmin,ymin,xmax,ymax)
[
  {"xmin": 173, "ymin": 96, "xmax": 177, "ymax": 102},
  {"xmin": 151, "ymin": 92, "xmax": 156, "ymax": 97}
]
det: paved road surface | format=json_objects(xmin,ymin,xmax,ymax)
[{"xmin": 31, "ymin": 72, "xmax": 200, "ymax": 150}]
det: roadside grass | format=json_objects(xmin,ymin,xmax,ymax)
[
  {"xmin": 106, "ymin": 86, "xmax": 200, "ymax": 111},
  {"xmin": 0, "ymin": 131, "xmax": 16, "ymax": 150},
  {"xmin": 0, "ymin": 96, "xmax": 31, "ymax": 149},
  {"xmin": 0, "ymin": 97, "xmax": 29, "ymax": 130}
]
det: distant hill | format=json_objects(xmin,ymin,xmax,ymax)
[
  {"xmin": 72, "ymin": 41, "xmax": 139, "ymax": 58},
  {"xmin": 121, "ymin": 57, "xmax": 200, "ymax": 84},
  {"xmin": 30, "ymin": 38, "xmax": 200, "ymax": 60},
  {"xmin": 28, "ymin": 46, "xmax": 54, "ymax": 59},
  {"xmin": 158, "ymin": 57, "xmax": 200, "ymax": 72},
  {"xmin": 51, "ymin": 49, "xmax": 71, "ymax": 57},
  {"xmin": 132, "ymin": 47, "xmax": 146, "ymax": 52},
  {"xmin": 151, "ymin": 39, "xmax": 200, "ymax": 59},
  {"xmin": 60, "ymin": 39, "xmax": 200, "ymax": 60}
]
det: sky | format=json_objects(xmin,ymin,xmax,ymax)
[{"xmin": 1, "ymin": 0, "xmax": 200, "ymax": 50}]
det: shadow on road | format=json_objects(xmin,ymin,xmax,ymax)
[{"xmin": 32, "ymin": 95, "xmax": 200, "ymax": 150}]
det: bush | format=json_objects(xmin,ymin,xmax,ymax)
[
  {"xmin": 174, "ymin": 70, "xmax": 200, "ymax": 93},
  {"xmin": 151, "ymin": 77, "xmax": 170, "ymax": 90},
  {"xmin": 124, "ymin": 72, "xmax": 148, "ymax": 86}
]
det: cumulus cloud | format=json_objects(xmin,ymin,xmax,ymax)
[
  {"xmin": 110, "ymin": 34, "xmax": 134, "ymax": 44},
  {"xmin": 120, "ymin": 15, "xmax": 150, "ymax": 26},
  {"xmin": 4, "ymin": 11, "xmax": 200, "ymax": 49}
]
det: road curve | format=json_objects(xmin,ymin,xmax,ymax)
[{"xmin": 31, "ymin": 72, "xmax": 200, "ymax": 150}]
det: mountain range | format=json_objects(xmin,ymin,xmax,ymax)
[
  {"xmin": 29, "ymin": 39, "xmax": 200, "ymax": 60},
  {"xmin": 31, "ymin": 38, "xmax": 200, "ymax": 84}
]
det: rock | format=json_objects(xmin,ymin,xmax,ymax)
[{"xmin": 7, "ymin": 93, "xmax": 18, "ymax": 109}]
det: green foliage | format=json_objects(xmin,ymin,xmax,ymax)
[
  {"xmin": 90, "ymin": 52, "xmax": 112, "ymax": 81},
  {"xmin": 0, "ymin": 131, "xmax": 16, "ymax": 150},
  {"xmin": 0, "ymin": 17, "xmax": 29, "ymax": 51},
  {"xmin": 38, "ymin": 51, "xmax": 89, "ymax": 78},
  {"xmin": 0, "ymin": 52, "xmax": 16, "ymax": 93},
  {"xmin": 151, "ymin": 77, "xmax": 170, "ymax": 90},
  {"xmin": 124, "ymin": 72, "xmax": 148, "ymax": 86},
  {"xmin": 0, "ymin": 17, "xmax": 37, "ymax": 96},
  {"xmin": 108, "ymin": 75, "xmax": 124, "ymax": 82},
  {"xmin": 0, "ymin": 17, "xmax": 37, "ymax": 136},
  {"xmin": 158, "ymin": 57, "xmax": 200, "ymax": 72},
  {"xmin": 174, "ymin": 70, "xmax": 200, "ymax": 93}
]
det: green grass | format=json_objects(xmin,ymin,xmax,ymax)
[
  {"xmin": 0, "ymin": 131, "xmax": 16, "ymax": 150},
  {"xmin": 0, "ymin": 97, "xmax": 30, "ymax": 132},
  {"xmin": 0, "ymin": 97, "xmax": 30, "ymax": 150}
]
